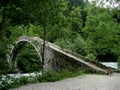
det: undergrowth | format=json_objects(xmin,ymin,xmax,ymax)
[{"xmin": 1, "ymin": 69, "xmax": 87, "ymax": 90}]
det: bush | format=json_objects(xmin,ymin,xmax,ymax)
[
  {"xmin": 37, "ymin": 69, "xmax": 86, "ymax": 82},
  {"xmin": 15, "ymin": 43, "xmax": 42, "ymax": 73},
  {"xmin": 73, "ymin": 36, "xmax": 87, "ymax": 55},
  {"xmin": 0, "ymin": 37, "xmax": 9, "ymax": 75},
  {"xmin": 1, "ymin": 69, "xmax": 87, "ymax": 89},
  {"xmin": 86, "ymin": 53, "xmax": 96, "ymax": 61},
  {"xmin": 54, "ymin": 35, "xmax": 88, "ymax": 56}
]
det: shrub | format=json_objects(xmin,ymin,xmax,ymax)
[
  {"xmin": 15, "ymin": 43, "xmax": 42, "ymax": 73},
  {"xmin": 1, "ymin": 69, "xmax": 88, "ymax": 89},
  {"xmin": 54, "ymin": 35, "xmax": 88, "ymax": 56},
  {"xmin": 86, "ymin": 53, "xmax": 96, "ymax": 61}
]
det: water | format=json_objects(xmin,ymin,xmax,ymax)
[{"xmin": 101, "ymin": 62, "xmax": 118, "ymax": 69}]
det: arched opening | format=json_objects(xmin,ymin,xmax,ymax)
[
  {"xmin": 97, "ymin": 52, "xmax": 118, "ymax": 69},
  {"xmin": 97, "ymin": 52, "xmax": 118, "ymax": 62},
  {"xmin": 11, "ymin": 41, "xmax": 42, "ymax": 73}
]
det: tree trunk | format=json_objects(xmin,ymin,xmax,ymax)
[
  {"xmin": 42, "ymin": 2, "xmax": 47, "ymax": 71},
  {"xmin": 42, "ymin": 22, "xmax": 46, "ymax": 70},
  {"xmin": 0, "ymin": 2, "xmax": 7, "ymax": 41}
]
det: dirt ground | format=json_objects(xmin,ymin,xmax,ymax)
[{"xmin": 10, "ymin": 73, "xmax": 120, "ymax": 90}]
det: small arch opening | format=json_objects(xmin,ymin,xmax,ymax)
[
  {"xmin": 11, "ymin": 41, "xmax": 42, "ymax": 73},
  {"xmin": 97, "ymin": 52, "xmax": 118, "ymax": 62}
]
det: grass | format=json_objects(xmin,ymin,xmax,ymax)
[{"xmin": 37, "ymin": 69, "xmax": 87, "ymax": 82}]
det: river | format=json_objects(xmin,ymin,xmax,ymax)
[{"xmin": 101, "ymin": 62, "xmax": 118, "ymax": 69}]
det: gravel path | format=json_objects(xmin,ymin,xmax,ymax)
[{"xmin": 10, "ymin": 73, "xmax": 120, "ymax": 90}]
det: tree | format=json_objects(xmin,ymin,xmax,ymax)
[
  {"xmin": 0, "ymin": 0, "xmax": 68, "ymax": 73},
  {"xmin": 68, "ymin": 6, "xmax": 83, "ymax": 34},
  {"xmin": 68, "ymin": 0, "xmax": 85, "ymax": 11},
  {"xmin": 67, "ymin": 0, "xmax": 87, "ymax": 27},
  {"xmin": 35, "ymin": 0, "xmax": 67, "ymax": 69},
  {"xmin": 0, "ymin": 0, "xmax": 9, "ymax": 41},
  {"xmin": 83, "ymin": 2, "xmax": 120, "ymax": 62}
]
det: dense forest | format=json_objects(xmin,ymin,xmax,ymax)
[{"xmin": 0, "ymin": 0, "xmax": 120, "ymax": 74}]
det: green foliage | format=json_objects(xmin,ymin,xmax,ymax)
[
  {"xmin": 68, "ymin": 6, "xmax": 83, "ymax": 33},
  {"xmin": 1, "ymin": 75, "xmax": 29, "ymax": 89},
  {"xmin": 0, "ymin": 0, "xmax": 120, "ymax": 75},
  {"xmin": 86, "ymin": 53, "xmax": 96, "ymax": 60},
  {"xmin": 8, "ymin": 25, "xmax": 26, "ymax": 42},
  {"xmin": 83, "ymin": 3, "xmax": 120, "ymax": 62},
  {"xmin": 25, "ymin": 24, "xmax": 42, "ymax": 37},
  {"xmin": 9, "ymin": 24, "xmax": 42, "ymax": 39},
  {"xmin": 15, "ymin": 43, "xmax": 42, "ymax": 73},
  {"xmin": 37, "ymin": 70, "xmax": 86, "ymax": 82},
  {"xmin": 74, "ymin": 36, "xmax": 87, "ymax": 55},
  {"xmin": 55, "ymin": 35, "xmax": 87, "ymax": 55},
  {"xmin": 1, "ymin": 69, "xmax": 87, "ymax": 89},
  {"xmin": 0, "ymin": 37, "xmax": 9, "ymax": 75}
]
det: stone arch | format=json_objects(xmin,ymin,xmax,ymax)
[
  {"xmin": 7, "ymin": 36, "xmax": 108, "ymax": 73},
  {"xmin": 7, "ymin": 36, "xmax": 43, "ymax": 69}
]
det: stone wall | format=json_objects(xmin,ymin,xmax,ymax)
[{"xmin": 44, "ymin": 44, "xmax": 107, "ymax": 73}]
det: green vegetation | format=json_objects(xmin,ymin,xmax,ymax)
[
  {"xmin": 1, "ymin": 69, "xmax": 87, "ymax": 90},
  {"xmin": 16, "ymin": 43, "xmax": 42, "ymax": 73},
  {"xmin": 0, "ymin": 0, "xmax": 120, "ymax": 84},
  {"xmin": 84, "ymin": 2, "xmax": 120, "ymax": 62}
]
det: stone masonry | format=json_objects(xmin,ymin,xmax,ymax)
[{"xmin": 7, "ymin": 36, "xmax": 108, "ymax": 73}]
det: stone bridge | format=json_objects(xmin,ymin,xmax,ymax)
[{"xmin": 7, "ymin": 36, "xmax": 109, "ymax": 73}]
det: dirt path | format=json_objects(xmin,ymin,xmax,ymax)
[{"xmin": 10, "ymin": 73, "xmax": 120, "ymax": 90}]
